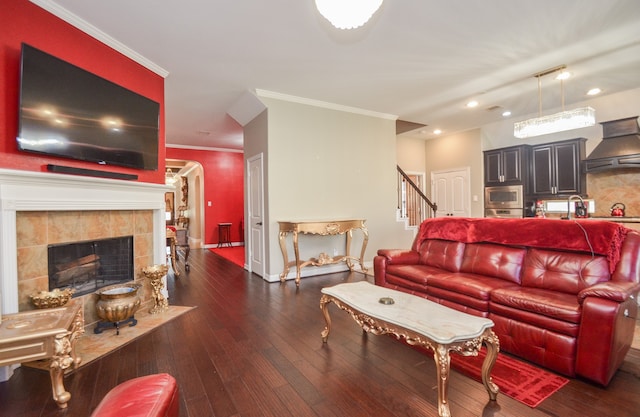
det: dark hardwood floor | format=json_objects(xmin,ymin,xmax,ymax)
[{"xmin": 1, "ymin": 248, "xmax": 639, "ymax": 417}]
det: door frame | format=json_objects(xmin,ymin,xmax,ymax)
[{"xmin": 247, "ymin": 153, "xmax": 265, "ymax": 277}]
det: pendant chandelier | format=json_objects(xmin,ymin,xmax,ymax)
[
  {"xmin": 514, "ymin": 65, "xmax": 595, "ymax": 139},
  {"xmin": 314, "ymin": 0, "xmax": 384, "ymax": 30}
]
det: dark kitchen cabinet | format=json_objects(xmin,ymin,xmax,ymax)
[
  {"xmin": 531, "ymin": 138, "xmax": 586, "ymax": 197},
  {"xmin": 484, "ymin": 145, "xmax": 530, "ymax": 185}
]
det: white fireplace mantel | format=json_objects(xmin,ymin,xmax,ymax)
[{"xmin": 0, "ymin": 168, "xmax": 171, "ymax": 314}]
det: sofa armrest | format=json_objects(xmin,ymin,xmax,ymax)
[
  {"xmin": 577, "ymin": 281, "xmax": 640, "ymax": 305},
  {"xmin": 376, "ymin": 249, "xmax": 420, "ymax": 265}
]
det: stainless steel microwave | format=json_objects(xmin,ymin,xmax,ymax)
[{"xmin": 484, "ymin": 185, "xmax": 523, "ymax": 209}]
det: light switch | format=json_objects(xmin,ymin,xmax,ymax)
[{"xmin": 207, "ymin": 201, "xmax": 212, "ymax": 207}]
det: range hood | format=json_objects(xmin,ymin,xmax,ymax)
[{"xmin": 584, "ymin": 116, "xmax": 640, "ymax": 172}]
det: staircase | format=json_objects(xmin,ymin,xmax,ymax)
[{"xmin": 397, "ymin": 165, "xmax": 437, "ymax": 232}]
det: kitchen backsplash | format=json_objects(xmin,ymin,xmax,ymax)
[{"xmin": 587, "ymin": 169, "xmax": 640, "ymax": 217}]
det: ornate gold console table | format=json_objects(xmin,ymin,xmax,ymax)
[
  {"xmin": 0, "ymin": 302, "xmax": 84, "ymax": 409},
  {"xmin": 278, "ymin": 219, "xmax": 369, "ymax": 287}
]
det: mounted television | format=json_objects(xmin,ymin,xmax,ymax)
[{"xmin": 17, "ymin": 43, "xmax": 159, "ymax": 171}]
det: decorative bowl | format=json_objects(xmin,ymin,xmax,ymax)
[
  {"xmin": 30, "ymin": 288, "xmax": 75, "ymax": 309},
  {"xmin": 95, "ymin": 283, "xmax": 142, "ymax": 323}
]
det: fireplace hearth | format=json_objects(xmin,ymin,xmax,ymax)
[{"xmin": 48, "ymin": 236, "xmax": 133, "ymax": 297}]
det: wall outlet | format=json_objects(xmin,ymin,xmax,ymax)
[{"xmin": 333, "ymin": 248, "xmax": 339, "ymax": 256}]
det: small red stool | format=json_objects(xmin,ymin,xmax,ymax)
[{"xmin": 90, "ymin": 373, "xmax": 179, "ymax": 417}]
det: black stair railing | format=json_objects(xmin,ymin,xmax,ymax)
[{"xmin": 397, "ymin": 165, "xmax": 437, "ymax": 226}]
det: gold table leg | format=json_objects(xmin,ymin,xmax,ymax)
[
  {"xmin": 169, "ymin": 236, "xmax": 179, "ymax": 277},
  {"xmin": 320, "ymin": 294, "xmax": 332, "ymax": 342},
  {"xmin": 433, "ymin": 345, "xmax": 452, "ymax": 417},
  {"xmin": 50, "ymin": 332, "xmax": 74, "ymax": 408},
  {"xmin": 480, "ymin": 329, "xmax": 500, "ymax": 401},
  {"xmin": 278, "ymin": 231, "xmax": 290, "ymax": 283},
  {"xmin": 293, "ymin": 231, "xmax": 301, "ymax": 287}
]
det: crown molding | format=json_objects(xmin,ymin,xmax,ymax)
[
  {"xmin": 30, "ymin": 0, "xmax": 169, "ymax": 78},
  {"xmin": 256, "ymin": 89, "xmax": 398, "ymax": 121}
]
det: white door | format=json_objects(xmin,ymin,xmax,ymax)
[
  {"xmin": 431, "ymin": 168, "xmax": 470, "ymax": 217},
  {"xmin": 247, "ymin": 154, "xmax": 265, "ymax": 276}
]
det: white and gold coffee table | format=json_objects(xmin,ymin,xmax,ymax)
[{"xmin": 320, "ymin": 281, "xmax": 499, "ymax": 417}]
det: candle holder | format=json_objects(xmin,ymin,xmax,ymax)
[{"xmin": 142, "ymin": 264, "xmax": 169, "ymax": 314}]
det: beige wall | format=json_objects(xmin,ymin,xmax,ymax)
[
  {"xmin": 423, "ymin": 129, "xmax": 484, "ymax": 217},
  {"xmin": 397, "ymin": 136, "xmax": 427, "ymax": 172},
  {"xmin": 256, "ymin": 97, "xmax": 414, "ymax": 280}
]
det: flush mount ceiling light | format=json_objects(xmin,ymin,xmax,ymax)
[
  {"xmin": 514, "ymin": 65, "xmax": 596, "ymax": 139},
  {"xmin": 315, "ymin": 0, "xmax": 383, "ymax": 30}
]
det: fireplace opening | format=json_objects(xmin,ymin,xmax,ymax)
[{"xmin": 48, "ymin": 236, "xmax": 134, "ymax": 297}]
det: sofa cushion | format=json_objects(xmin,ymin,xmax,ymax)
[
  {"xmin": 490, "ymin": 314, "xmax": 577, "ymax": 376},
  {"xmin": 521, "ymin": 248, "xmax": 610, "ymax": 294},
  {"xmin": 417, "ymin": 239, "xmax": 465, "ymax": 272},
  {"xmin": 385, "ymin": 264, "xmax": 450, "ymax": 290},
  {"xmin": 491, "ymin": 286, "xmax": 582, "ymax": 325},
  {"xmin": 426, "ymin": 273, "xmax": 520, "ymax": 313},
  {"xmin": 460, "ymin": 243, "xmax": 526, "ymax": 284}
]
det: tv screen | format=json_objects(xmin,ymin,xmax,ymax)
[{"xmin": 17, "ymin": 43, "xmax": 159, "ymax": 171}]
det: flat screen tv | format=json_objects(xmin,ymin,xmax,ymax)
[{"xmin": 17, "ymin": 43, "xmax": 159, "ymax": 171}]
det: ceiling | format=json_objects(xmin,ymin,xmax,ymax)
[{"xmin": 44, "ymin": 1, "xmax": 640, "ymax": 151}]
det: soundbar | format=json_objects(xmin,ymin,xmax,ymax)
[{"xmin": 46, "ymin": 164, "xmax": 139, "ymax": 181}]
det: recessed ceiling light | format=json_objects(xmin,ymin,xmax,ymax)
[
  {"xmin": 466, "ymin": 100, "xmax": 479, "ymax": 108},
  {"xmin": 502, "ymin": 111, "xmax": 512, "ymax": 117},
  {"xmin": 587, "ymin": 88, "xmax": 601, "ymax": 96},
  {"xmin": 433, "ymin": 129, "xmax": 442, "ymax": 135},
  {"xmin": 555, "ymin": 71, "xmax": 571, "ymax": 80}
]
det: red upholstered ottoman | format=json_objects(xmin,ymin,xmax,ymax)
[{"xmin": 90, "ymin": 373, "xmax": 179, "ymax": 417}]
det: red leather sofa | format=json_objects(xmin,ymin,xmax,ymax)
[
  {"xmin": 90, "ymin": 373, "xmax": 179, "ymax": 417},
  {"xmin": 374, "ymin": 217, "xmax": 640, "ymax": 386}
]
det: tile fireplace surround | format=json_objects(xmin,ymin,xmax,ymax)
[{"xmin": 0, "ymin": 168, "xmax": 171, "ymax": 318}]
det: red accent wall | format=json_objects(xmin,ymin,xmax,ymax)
[
  {"xmin": 166, "ymin": 148, "xmax": 244, "ymax": 246},
  {"xmin": 0, "ymin": 1, "xmax": 165, "ymax": 184}
]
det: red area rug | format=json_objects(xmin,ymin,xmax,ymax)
[
  {"xmin": 449, "ymin": 350, "xmax": 569, "ymax": 408},
  {"xmin": 209, "ymin": 246, "xmax": 245, "ymax": 267}
]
